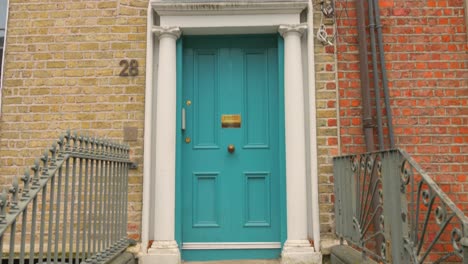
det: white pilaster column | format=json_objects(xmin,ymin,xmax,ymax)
[
  {"xmin": 143, "ymin": 26, "xmax": 181, "ymax": 264},
  {"xmin": 279, "ymin": 24, "xmax": 322, "ymax": 264}
]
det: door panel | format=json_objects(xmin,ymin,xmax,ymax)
[
  {"xmin": 193, "ymin": 50, "xmax": 219, "ymax": 149},
  {"xmin": 244, "ymin": 172, "xmax": 271, "ymax": 227},
  {"xmin": 193, "ymin": 172, "xmax": 220, "ymax": 227},
  {"xmin": 244, "ymin": 50, "xmax": 270, "ymax": 148},
  {"xmin": 180, "ymin": 36, "xmax": 282, "ymax": 260}
]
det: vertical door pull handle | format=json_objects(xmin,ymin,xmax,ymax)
[{"xmin": 182, "ymin": 108, "xmax": 186, "ymax": 131}]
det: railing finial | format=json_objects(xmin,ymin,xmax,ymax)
[
  {"xmin": 50, "ymin": 142, "xmax": 57, "ymax": 167},
  {"xmin": 65, "ymin": 130, "xmax": 71, "ymax": 152},
  {"xmin": 95, "ymin": 138, "xmax": 101, "ymax": 156},
  {"xmin": 83, "ymin": 134, "xmax": 90, "ymax": 154},
  {"xmin": 72, "ymin": 130, "xmax": 79, "ymax": 151},
  {"xmin": 57, "ymin": 134, "xmax": 65, "ymax": 159},
  {"xmin": 103, "ymin": 139, "xmax": 109, "ymax": 157},
  {"xmin": 21, "ymin": 168, "xmax": 31, "ymax": 199},
  {"xmin": 9, "ymin": 176, "xmax": 19, "ymax": 211},
  {"xmin": 78, "ymin": 133, "xmax": 84, "ymax": 152},
  {"xmin": 31, "ymin": 158, "xmax": 40, "ymax": 187},
  {"xmin": 118, "ymin": 144, "xmax": 123, "ymax": 158},
  {"xmin": 111, "ymin": 141, "xmax": 116, "ymax": 157},
  {"xmin": 41, "ymin": 149, "xmax": 49, "ymax": 177},
  {"xmin": 90, "ymin": 136, "xmax": 96, "ymax": 154}
]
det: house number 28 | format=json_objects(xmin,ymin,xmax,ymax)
[{"xmin": 119, "ymin": 59, "xmax": 139, "ymax": 77}]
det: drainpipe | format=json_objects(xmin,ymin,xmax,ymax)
[
  {"xmin": 465, "ymin": 0, "xmax": 468, "ymax": 34},
  {"xmin": 367, "ymin": 0, "xmax": 384, "ymax": 150},
  {"xmin": 356, "ymin": 0, "xmax": 383, "ymax": 255},
  {"xmin": 355, "ymin": 0, "xmax": 375, "ymax": 152},
  {"xmin": 307, "ymin": 0, "xmax": 321, "ymax": 252},
  {"xmin": 373, "ymin": 0, "xmax": 395, "ymax": 148},
  {"xmin": 365, "ymin": 0, "xmax": 385, "ymax": 255}
]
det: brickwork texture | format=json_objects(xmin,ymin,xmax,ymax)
[
  {"xmin": 1, "ymin": 0, "xmax": 465, "ymax": 253},
  {"xmin": 0, "ymin": 0, "xmax": 342, "ymax": 244},
  {"xmin": 335, "ymin": 0, "xmax": 467, "ymax": 225},
  {"xmin": 312, "ymin": 6, "xmax": 340, "ymax": 240},
  {"xmin": 0, "ymin": 0, "xmax": 148, "ymax": 241}
]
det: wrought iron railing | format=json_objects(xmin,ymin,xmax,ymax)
[
  {"xmin": 334, "ymin": 149, "xmax": 468, "ymax": 263},
  {"xmin": 0, "ymin": 131, "xmax": 134, "ymax": 264}
]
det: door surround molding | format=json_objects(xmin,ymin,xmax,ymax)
[{"xmin": 141, "ymin": 1, "xmax": 322, "ymax": 264}]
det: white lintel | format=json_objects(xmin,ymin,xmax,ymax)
[
  {"xmin": 151, "ymin": 1, "xmax": 307, "ymax": 16},
  {"xmin": 160, "ymin": 14, "xmax": 299, "ymax": 35}
]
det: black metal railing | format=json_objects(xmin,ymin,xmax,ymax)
[
  {"xmin": 0, "ymin": 130, "xmax": 133, "ymax": 264},
  {"xmin": 334, "ymin": 149, "xmax": 468, "ymax": 263}
]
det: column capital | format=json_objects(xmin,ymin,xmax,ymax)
[
  {"xmin": 278, "ymin": 24, "xmax": 307, "ymax": 37},
  {"xmin": 152, "ymin": 26, "xmax": 181, "ymax": 39}
]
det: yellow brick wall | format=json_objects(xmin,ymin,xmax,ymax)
[
  {"xmin": 1, "ymin": 0, "xmax": 148, "ymax": 241},
  {"xmin": 312, "ymin": 9, "xmax": 339, "ymax": 241}
]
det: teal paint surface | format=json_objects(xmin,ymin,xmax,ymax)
[
  {"xmin": 175, "ymin": 38, "xmax": 183, "ymax": 247},
  {"xmin": 177, "ymin": 35, "xmax": 285, "ymax": 261},
  {"xmin": 277, "ymin": 34, "xmax": 287, "ymax": 246}
]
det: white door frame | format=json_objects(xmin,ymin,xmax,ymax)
[{"xmin": 140, "ymin": 1, "xmax": 321, "ymax": 263}]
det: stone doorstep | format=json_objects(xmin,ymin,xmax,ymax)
[
  {"xmin": 135, "ymin": 240, "xmax": 342, "ymax": 263},
  {"xmin": 184, "ymin": 260, "xmax": 280, "ymax": 264},
  {"xmin": 330, "ymin": 245, "xmax": 378, "ymax": 264},
  {"xmin": 108, "ymin": 252, "xmax": 137, "ymax": 264}
]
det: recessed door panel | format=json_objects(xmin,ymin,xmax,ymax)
[
  {"xmin": 244, "ymin": 172, "xmax": 271, "ymax": 227},
  {"xmin": 244, "ymin": 51, "xmax": 270, "ymax": 148},
  {"xmin": 193, "ymin": 172, "xmax": 220, "ymax": 227},
  {"xmin": 194, "ymin": 51, "xmax": 219, "ymax": 149}
]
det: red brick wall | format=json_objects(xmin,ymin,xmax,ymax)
[{"xmin": 336, "ymin": 0, "xmax": 467, "ymax": 209}]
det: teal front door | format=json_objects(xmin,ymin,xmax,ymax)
[{"xmin": 179, "ymin": 35, "xmax": 285, "ymax": 261}]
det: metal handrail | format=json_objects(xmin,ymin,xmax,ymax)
[
  {"xmin": 0, "ymin": 130, "xmax": 133, "ymax": 264},
  {"xmin": 333, "ymin": 149, "xmax": 468, "ymax": 263}
]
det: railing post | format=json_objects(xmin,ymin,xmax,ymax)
[
  {"xmin": 82, "ymin": 135, "xmax": 90, "ymax": 260},
  {"xmin": 69, "ymin": 132, "xmax": 78, "ymax": 264},
  {"xmin": 381, "ymin": 150, "xmax": 405, "ymax": 263},
  {"xmin": 76, "ymin": 133, "xmax": 84, "ymax": 264}
]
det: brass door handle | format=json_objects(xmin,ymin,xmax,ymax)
[{"xmin": 227, "ymin": 144, "xmax": 235, "ymax": 154}]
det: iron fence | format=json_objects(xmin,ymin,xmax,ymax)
[
  {"xmin": 334, "ymin": 149, "xmax": 468, "ymax": 263},
  {"xmin": 0, "ymin": 131, "xmax": 134, "ymax": 264}
]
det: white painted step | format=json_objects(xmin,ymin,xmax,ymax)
[{"xmin": 184, "ymin": 260, "xmax": 280, "ymax": 264}]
